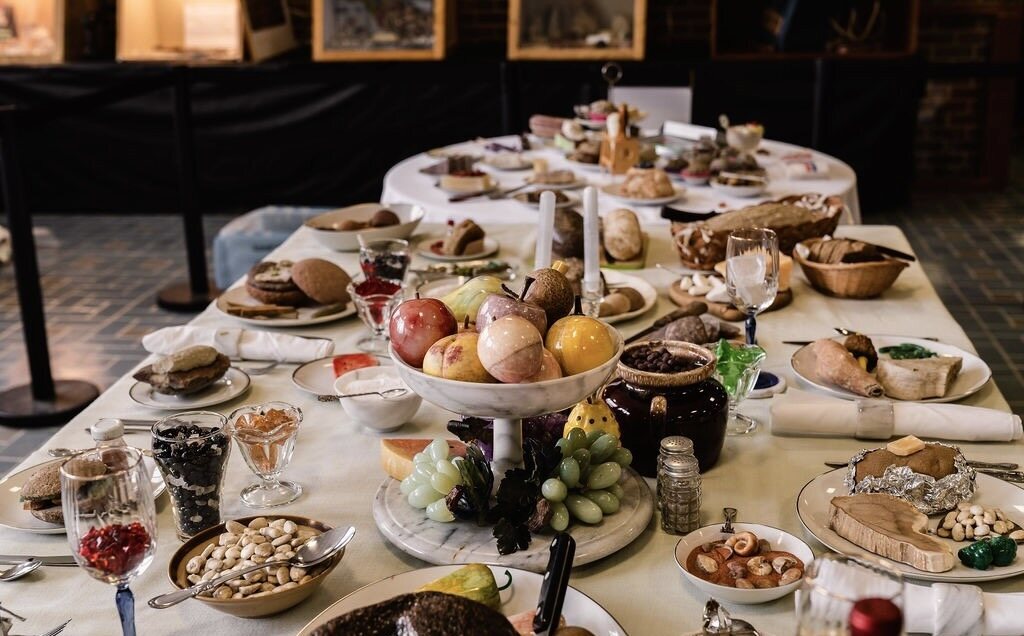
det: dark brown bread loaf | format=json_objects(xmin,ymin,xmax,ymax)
[{"xmin": 309, "ymin": 592, "xmax": 519, "ymax": 636}]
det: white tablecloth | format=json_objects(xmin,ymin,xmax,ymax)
[
  {"xmin": 1, "ymin": 223, "xmax": 1014, "ymax": 636},
  {"xmin": 381, "ymin": 136, "xmax": 862, "ymax": 225}
]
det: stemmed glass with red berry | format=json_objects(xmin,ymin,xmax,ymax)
[{"xmin": 60, "ymin": 447, "xmax": 156, "ymax": 636}]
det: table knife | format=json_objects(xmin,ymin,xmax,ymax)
[
  {"xmin": 0, "ymin": 555, "xmax": 77, "ymax": 566},
  {"xmin": 532, "ymin": 533, "xmax": 575, "ymax": 636},
  {"xmin": 625, "ymin": 305, "xmax": 709, "ymax": 344}
]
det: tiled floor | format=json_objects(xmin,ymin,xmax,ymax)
[{"xmin": 1, "ymin": 181, "xmax": 1022, "ymax": 474}]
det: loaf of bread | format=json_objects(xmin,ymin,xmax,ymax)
[
  {"xmin": 853, "ymin": 443, "xmax": 959, "ymax": 484},
  {"xmin": 603, "ymin": 209, "xmax": 642, "ymax": 261}
]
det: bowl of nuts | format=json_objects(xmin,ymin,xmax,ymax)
[
  {"xmin": 673, "ymin": 522, "xmax": 813, "ymax": 604},
  {"xmin": 167, "ymin": 515, "xmax": 345, "ymax": 618}
]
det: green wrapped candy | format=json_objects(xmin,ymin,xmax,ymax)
[
  {"xmin": 988, "ymin": 536, "xmax": 1017, "ymax": 567},
  {"xmin": 958, "ymin": 540, "xmax": 994, "ymax": 570}
]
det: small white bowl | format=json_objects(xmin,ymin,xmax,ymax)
[
  {"xmin": 333, "ymin": 366, "xmax": 421, "ymax": 433},
  {"xmin": 674, "ymin": 522, "xmax": 813, "ymax": 605},
  {"xmin": 305, "ymin": 203, "xmax": 424, "ymax": 252}
]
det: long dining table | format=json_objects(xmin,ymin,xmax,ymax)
[{"xmin": 0, "ymin": 220, "xmax": 1017, "ymax": 635}]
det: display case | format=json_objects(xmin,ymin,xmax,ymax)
[
  {"xmin": 313, "ymin": 0, "xmax": 454, "ymax": 61},
  {"xmin": 0, "ymin": 0, "xmax": 67, "ymax": 64},
  {"xmin": 117, "ymin": 0, "xmax": 245, "ymax": 62},
  {"xmin": 508, "ymin": 0, "xmax": 646, "ymax": 61}
]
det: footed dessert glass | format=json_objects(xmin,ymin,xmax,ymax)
[
  {"xmin": 229, "ymin": 401, "xmax": 303, "ymax": 508},
  {"xmin": 349, "ymin": 279, "xmax": 404, "ymax": 354},
  {"xmin": 713, "ymin": 340, "xmax": 766, "ymax": 436}
]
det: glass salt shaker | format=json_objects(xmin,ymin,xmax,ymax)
[{"xmin": 657, "ymin": 436, "xmax": 702, "ymax": 534}]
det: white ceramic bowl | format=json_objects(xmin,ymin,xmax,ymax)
[
  {"xmin": 305, "ymin": 203, "xmax": 424, "ymax": 252},
  {"xmin": 388, "ymin": 327, "xmax": 623, "ymax": 420},
  {"xmin": 333, "ymin": 366, "xmax": 421, "ymax": 433},
  {"xmin": 674, "ymin": 522, "xmax": 814, "ymax": 605}
]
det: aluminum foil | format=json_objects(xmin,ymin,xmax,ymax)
[{"xmin": 844, "ymin": 443, "xmax": 977, "ymax": 515}]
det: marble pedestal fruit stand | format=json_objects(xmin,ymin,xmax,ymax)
[{"xmin": 378, "ymin": 332, "xmax": 655, "ymax": 572}]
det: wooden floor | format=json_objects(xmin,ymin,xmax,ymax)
[{"xmin": 1, "ymin": 177, "xmax": 1022, "ymax": 473}]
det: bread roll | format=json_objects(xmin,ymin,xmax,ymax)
[{"xmin": 603, "ymin": 209, "xmax": 642, "ymax": 261}]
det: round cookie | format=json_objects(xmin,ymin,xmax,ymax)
[
  {"xmin": 616, "ymin": 287, "xmax": 645, "ymax": 311},
  {"xmin": 245, "ymin": 282, "xmax": 308, "ymax": 306},
  {"xmin": 291, "ymin": 258, "xmax": 352, "ymax": 305},
  {"xmin": 246, "ymin": 261, "xmax": 308, "ymax": 306}
]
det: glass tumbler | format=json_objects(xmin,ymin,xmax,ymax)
[
  {"xmin": 229, "ymin": 401, "xmax": 303, "ymax": 508},
  {"xmin": 151, "ymin": 411, "xmax": 231, "ymax": 540},
  {"xmin": 795, "ymin": 553, "xmax": 905, "ymax": 636},
  {"xmin": 359, "ymin": 238, "xmax": 410, "ymax": 282},
  {"xmin": 348, "ymin": 278, "xmax": 404, "ymax": 353}
]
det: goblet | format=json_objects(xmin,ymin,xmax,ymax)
[
  {"xmin": 725, "ymin": 228, "xmax": 779, "ymax": 345},
  {"xmin": 61, "ymin": 447, "xmax": 157, "ymax": 636},
  {"xmin": 229, "ymin": 401, "xmax": 303, "ymax": 508},
  {"xmin": 349, "ymin": 279, "xmax": 404, "ymax": 354},
  {"xmin": 795, "ymin": 553, "xmax": 904, "ymax": 636},
  {"xmin": 713, "ymin": 341, "xmax": 766, "ymax": 436}
]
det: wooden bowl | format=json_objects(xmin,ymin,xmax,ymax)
[
  {"xmin": 794, "ymin": 239, "xmax": 909, "ymax": 299},
  {"xmin": 167, "ymin": 515, "xmax": 344, "ymax": 618}
]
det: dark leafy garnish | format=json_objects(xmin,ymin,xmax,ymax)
[
  {"xmin": 493, "ymin": 518, "xmax": 531, "ymax": 555},
  {"xmin": 447, "ymin": 444, "xmax": 493, "ymax": 525},
  {"xmin": 879, "ymin": 343, "xmax": 937, "ymax": 359},
  {"xmin": 489, "ymin": 438, "xmax": 563, "ymax": 555}
]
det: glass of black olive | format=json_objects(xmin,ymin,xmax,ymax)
[
  {"xmin": 151, "ymin": 411, "xmax": 231, "ymax": 541},
  {"xmin": 359, "ymin": 238, "xmax": 410, "ymax": 282}
]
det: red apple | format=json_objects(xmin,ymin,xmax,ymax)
[{"xmin": 390, "ymin": 297, "xmax": 458, "ymax": 367}]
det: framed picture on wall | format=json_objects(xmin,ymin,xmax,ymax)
[
  {"xmin": 508, "ymin": 0, "xmax": 646, "ymax": 60},
  {"xmin": 313, "ymin": 0, "xmax": 453, "ymax": 61}
]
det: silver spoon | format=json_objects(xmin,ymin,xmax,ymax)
[
  {"xmin": 49, "ymin": 447, "xmax": 153, "ymax": 458},
  {"xmin": 148, "ymin": 525, "xmax": 356, "ymax": 608},
  {"xmin": 317, "ymin": 388, "xmax": 409, "ymax": 402},
  {"xmin": 0, "ymin": 559, "xmax": 42, "ymax": 581}
]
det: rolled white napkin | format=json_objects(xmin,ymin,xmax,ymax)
[
  {"xmin": 770, "ymin": 393, "xmax": 1022, "ymax": 442},
  {"xmin": 142, "ymin": 326, "xmax": 333, "ymax": 363}
]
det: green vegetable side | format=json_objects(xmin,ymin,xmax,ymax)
[
  {"xmin": 957, "ymin": 536, "xmax": 1018, "ymax": 570},
  {"xmin": 878, "ymin": 343, "xmax": 937, "ymax": 360}
]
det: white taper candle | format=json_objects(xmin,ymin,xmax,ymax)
[
  {"xmin": 583, "ymin": 185, "xmax": 600, "ymax": 290},
  {"xmin": 535, "ymin": 190, "xmax": 555, "ymax": 269}
]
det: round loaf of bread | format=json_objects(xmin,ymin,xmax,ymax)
[{"xmin": 291, "ymin": 258, "xmax": 352, "ymax": 305}]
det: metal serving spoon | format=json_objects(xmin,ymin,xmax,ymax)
[
  {"xmin": 0, "ymin": 559, "xmax": 42, "ymax": 582},
  {"xmin": 148, "ymin": 525, "xmax": 356, "ymax": 609},
  {"xmin": 317, "ymin": 388, "xmax": 409, "ymax": 402},
  {"xmin": 49, "ymin": 447, "xmax": 153, "ymax": 458}
]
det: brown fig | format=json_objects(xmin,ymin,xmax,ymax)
[{"xmin": 522, "ymin": 262, "xmax": 574, "ymax": 325}]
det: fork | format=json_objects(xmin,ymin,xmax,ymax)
[{"xmin": 39, "ymin": 619, "xmax": 71, "ymax": 636}]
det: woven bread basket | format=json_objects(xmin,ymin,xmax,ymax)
[
  {"xmin": 794, "ymin": 238, "xmax": 909, "ymax": 298},
  {"xmin": 671, "ymin": 194, "xmax": 843, "ymax": 270}
]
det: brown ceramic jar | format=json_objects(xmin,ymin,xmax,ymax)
[{"xmin": 602, "ymin": 340, "xmax": 728, "ymax": 477}]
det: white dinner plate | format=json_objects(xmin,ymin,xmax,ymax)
[
  {"xmin": 291, "ymin": 355, "xmax": 391, "ymax": 396},
  {"xmin": 791, "ymin": 335, "xmax": 991, "ymax": 403},
  {"xmin": 129, "ymin": 367, "xmax": 251, "ymax": 410},
  {"xmin": 480, "ymin": 155, "xmax": 532, "ymax": 171},
  {"xmin": 215, "ymin": 286, "xmax": 356, "ymax": 327},
  {"xmin": 565, "ymin": 157, "xmax": 604, "ymax": 172},
  {"xmin": 600, "ymin": 183, "xmax": 685, "ymax": 206},
  {"xmin": 601, "ymin": 270, "xmax": 657, "ymax": 325},
  {"xmin": 295, "ymin": 564, "xmax": 628, "ymax": 636},
  {"xmin": 709, "ymin": 179, "xmax": 768, "ymax": 198},
  {"xmin": 0, "ymin": 457, "xmax": 166, "ymax": 534},
  {"xmin": 512, "ymin": 191, "xmax": 578, "ymax": 209},
  {"xmin": 524, "ymin": 177, "xmax": 588, "ymax": 191},
  {"xmin": 415, "ymin": 236, "xmax": 500, "ymax": 262},
  {"xmin": 796, "ymin": 469, "xmax": 1024, "ymax": 583}
]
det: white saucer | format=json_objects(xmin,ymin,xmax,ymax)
[
  {"xmin": 129, "ymin": 367, "xmax": 251, "ymax": 410},
  {"xmin": 600, "ymin": 183, "xmax": 685, "ymax": 206},
  {"xmin": 415, "ymin": 236, "xmax": 499, "ymax": 261}
]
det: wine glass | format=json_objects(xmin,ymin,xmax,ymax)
[
  {"xmin": 61, "ymin": 447, "xmax": 157, "ymax": 636},
  {"xmin": 713, "ymin": 341, "xmax": 766, "ymax": 436},
  {"xmin": 348, "ymin": 279, "xmax": 404, "ymax": 353},
  {"xmin": 725, "ymin": 228, "xmax": 779, "ymax": 344},
  {"xmin": 795, "ymin": 554, "xmax": 904, "ymax": 636},
  {"xmin": 229, "ymin": 401, "xmax": 303, "ymax": 508}
]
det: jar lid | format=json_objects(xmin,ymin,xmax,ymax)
[
  {"xmin": 660, "ymin": 454, "xmax": 699, "ymax": 475},
  {"xmin": 660, "ymin": 436, "xmax": 694, "ymax": 455},
  {"xmin": 91, "ymin": 418, "xmax": 124, "ymax": 442}
]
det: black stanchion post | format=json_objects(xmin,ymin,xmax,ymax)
[
  {"xmin": 157, "ymin": 66, "xmax": 219, "ymax": 311},
  {"xmin": 0, "ymin": 107, "xmax": 99, "ymax": 426}
]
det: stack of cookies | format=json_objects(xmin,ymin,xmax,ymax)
[{"xmin": 228, "ymin": 258, "xmax": 352, "ymax": 318}]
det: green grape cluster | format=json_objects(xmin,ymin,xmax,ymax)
[
  {"xmin": 399, "ymin": 439, "xmax": 464, "ymax": 523},
  {"xmin": 543, "ymin": 427, "xmax": 633, "ymax": 530}
]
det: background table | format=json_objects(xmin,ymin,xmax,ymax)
[
  {"xmin": 382, "ymin": 136, "xmax": 862, "ymax": 226},
  {"xmin": 1, "ymin": 223, "xmax": 1014, "ymax": 635}
]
